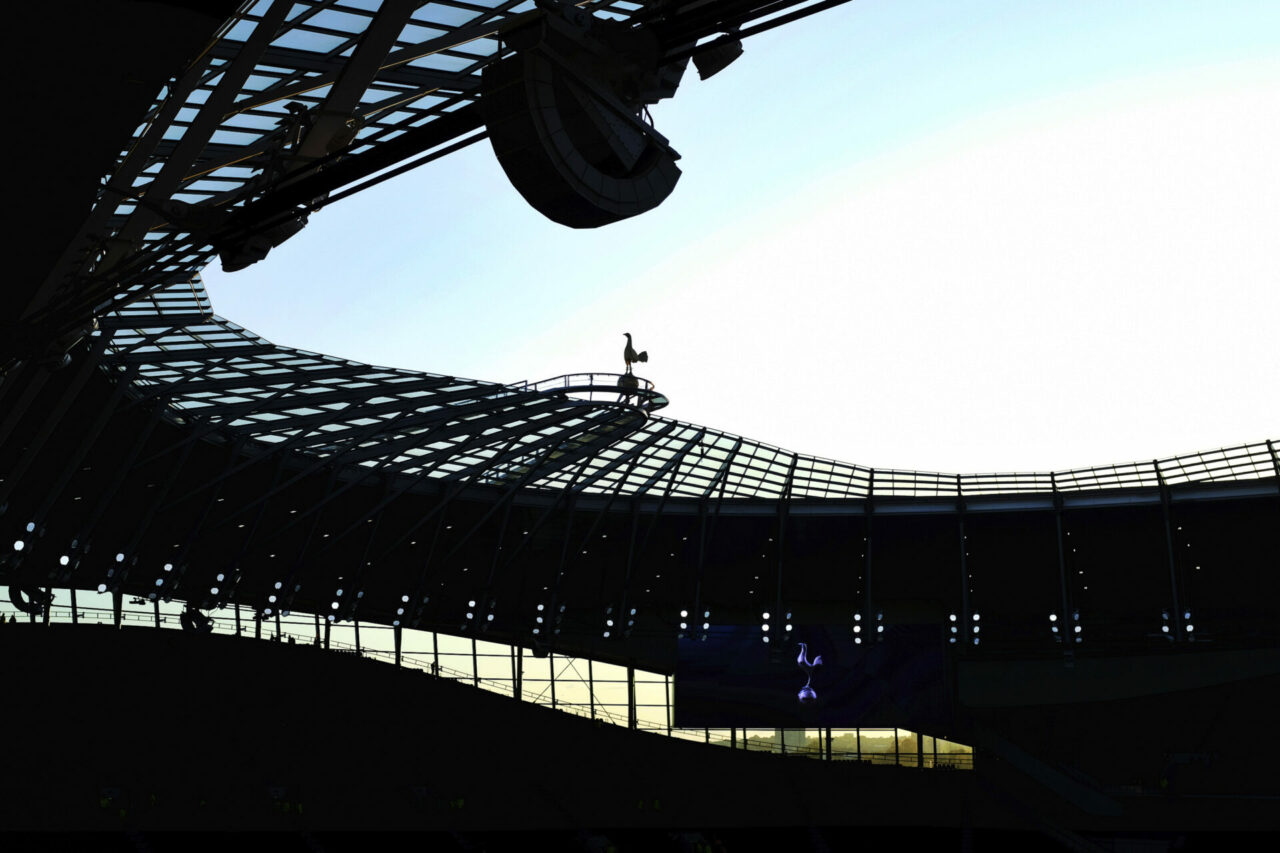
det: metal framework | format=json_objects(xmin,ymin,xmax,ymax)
[
  {"xmin": 3, "ymin": 0, "xmax": 1277, "ymax": 668},
  {"xmin": 18, "ymin": 0, "xmax": 859, "ymax": 352},
  {"xmin": 96, "ymin": 278, "xmax": 1279, "ymax": 504}
]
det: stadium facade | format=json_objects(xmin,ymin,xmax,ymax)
[{"xmin": 5, "ymin": 0, "xmax": 1280, "ymax": 841}]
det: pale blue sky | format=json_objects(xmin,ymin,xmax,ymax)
[{"xmin": 205, "ymin": 1, "xmax": 1280, "ymax": 472}]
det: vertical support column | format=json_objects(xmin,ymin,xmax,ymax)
[
  {"xmin": 432, "ymin": 631, "xmax": 439, "ymax": 675},
  {"xmin": 514, "ymin": 644, "xmax": 523, "ymax": 700},
  {"xmin": 856, "ymin": 728, "xmax": 862, "ymax": 762},
  {"xmin": 354, "ymin": 619, "xmax": 362, "ymax": 654},
  {"xmin": 234, "ymin": 603, "xmax": 242, "ymax": 636},
  {"xmin": 1052, "ymin": 474, "xmax": 1071, "ymax": 652},
  {"xmin": 314, "ymin": 612, "xmax": 321, "ymax": 645},
  {"xmin": 959, "ymin": 515, "xmax": 970, "ymax": 644},
  {"xmin": 957, "ymin": 475, "xmax": 970, "ymax": 645},
  {"xmin": 627, "ymin": 665, "xmax": 637, "ymax": 730},
  {"xmin": 394, "ymin": 623, "xmax": 402, "ymax": 668},
  {"xmin": 275, "ymin": 609, "xmax": 282, "ymax": 640},
  {"xmin": 44, "ymin": 589, "xmax": 53, "ymax": 626},
  {"xmin": 825, "ymin": 728, "xmax": 832, "ymax": 761},
  {"xmin": 1157, "ymin": 464, "xmax": 1184, "ymax": 642},
  {"xmin": 470, "ymin": 637, "xmax": 479, "ymax": 687},
  {"xmin": 324, "ymin": 618, "xmax": 331, "ymax": 650},
  {"xmin": 549, "ymin": 652, "xmax": 557, "ymax": 708},
  {"xmin": 254, "ymin": 609, "xmax": 261, "ymax": 640},
  {"xmin": 70, "ymin": 587, "xmax": 78, "ymax": 625},
  {"xmin": 917, "ymin": 730, "xmax": 924, "ymax": 768},
  {"xmin": 731, "ymin": 728, "xmax": 737, "ymax": 749},
  {"xmin": 863, "ymin": 470, "xmax": 875, "ymax": 628},
  {"xmin": 588, "ymin": 658, "xmax": 595, "ymax": 720},
  {"xmin": 894, "ymin": 728, "xmax": 900, "ymax": 766},
  {"xmin": 112, "ymin": 588, "xmax": 122, "ymax": 629},
  {"xmin": 153, "ymin": 599, "xmax": 160, "ymax": 629},
  {"xmin": 775, "ymin": 458, "xmax": 797, "ymax": 629},
  {"xmin": 665, "ymin": 674, "xmax": 672, "ymax": 735}
]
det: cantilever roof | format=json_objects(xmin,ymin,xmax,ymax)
[
  {"xmin": 102, "ymin": 278, "xmax": 1280, "ymax": 504},
  {"xmin": 33, "ymin": 0, "xmax": 1279, "ymax": 504}
]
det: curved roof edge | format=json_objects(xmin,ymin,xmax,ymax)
[{"xmin": 103, "ymin": 279, "xmax": 1280, "ymax": 502}]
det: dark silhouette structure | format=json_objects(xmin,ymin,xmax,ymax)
[{"xmin": 4, "ymin": 0, "xmax": 1279, "ymax": 843}]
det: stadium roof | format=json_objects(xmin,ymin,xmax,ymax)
[{"xmin": 4, "ymin": 0, "xmax": 1277, "ymax": 654}]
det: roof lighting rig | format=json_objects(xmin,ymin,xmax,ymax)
[{"xmin": 11, "ymin": 0, "xmax": 859, "ymax": 371}]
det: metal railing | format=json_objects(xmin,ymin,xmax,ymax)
[
  {"xmin": 0, "ymin": 597, "xmax": 971, "ymax": 771},
  {"xmin": 517, "ymin": 372, "xmax": 669, "ymax": 414}
]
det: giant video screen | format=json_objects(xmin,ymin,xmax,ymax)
[{"xmin": 674, "ymin": 624, "xmax": 949, "ymax": 728}]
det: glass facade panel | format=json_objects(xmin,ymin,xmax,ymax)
[
  {"xmin": 898, "ymin": 729, "xmax": 919, "ymax": 767},
  {"xmin": 706, "ymin": 729, "xmax": 735, "ymax": 747},
  {"xmin": 519, "ymin": 656, "xmax": 552, "ymax": 681},
  {"xmin": 475, "ymin": 647, "xmax": 512, "ymax": 681},
  {"xmin": 437, "ymin": 651, "xmax": 473, "ymax": 681},
  {"xmin": 401, "ymin": 627, "xmax": 435, "ymax": 654},
  {"xmin": 860, "ymin": 729, "xmax": 896, "ymax": 765},
  {"xmin": 360, "ymin": 624, "xmax": 396, "ymax": 654},
  {"xmin": 830, "ymin": 729, "xmax": 860, "ymax": 759},
  {"xmin": 7, "ymin": 586, "xmax": 970, "ymax": 770}
]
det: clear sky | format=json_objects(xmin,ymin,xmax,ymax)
[{"xmin": 204, "ymin": 0, "xmax": 1280, "ymax": 474}]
